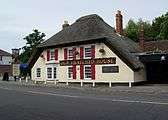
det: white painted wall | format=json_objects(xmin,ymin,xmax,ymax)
[
  {"xmin": 31, "ymin": 56, "xmax": 46, "ymax": 81},
  {"xmin": 31, "ymin": 43, "xmax": 146, "ymax": 83}
]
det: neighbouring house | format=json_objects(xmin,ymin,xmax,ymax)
[
  {"xmin": 138, "ymin": 28, "xmax": 168, "ymax": 83},
  {"xmin": 28, "ymin": 10, "xmax": 146, "ymax": 87},
  {"xmin": 0, "ymin": 49, "xmax": 12, "ymax": 79}
]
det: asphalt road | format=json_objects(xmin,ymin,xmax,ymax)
[{"xmin": 0, "ymin": 83, "xmax": 168, "ymax": 120}]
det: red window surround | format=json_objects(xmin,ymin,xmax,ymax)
[
  {"xmin": 80, "ymin": 47, "xmax": 84, "ymax": 79},
  {"xmin": 91, "ymin": 45, "xmax": 95, "ymax": 80},
  {"xmin": 72, "ymin": 47, "xmax": 76, "ymax": 79},
  {"xmin": 64, "ymin": 48, "xmax": 68, "ymax": 60},
  {"xmin": 47, "ymin": 49, "xmax": 50, "ymax": 61},
  {"xmin": 55, "ymin": 49, "xmax": 58, "ymax": 61}
]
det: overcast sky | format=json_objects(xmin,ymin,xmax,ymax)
[{"xmin": 0, "ymin": 0, "xmax": 167, "ymax": 53}]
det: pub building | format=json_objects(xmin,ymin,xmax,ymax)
[{"xmin": 28, "ymin": 10, "xmax": 168, "ymax": 87}]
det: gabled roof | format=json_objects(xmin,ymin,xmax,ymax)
[
  {"xmin": 0, "ymin": 49, "xmax": 11, "ymax": 56},
  {"xmin": 29, "ymin": 14, "xmax": 143, "ymax": 71}
]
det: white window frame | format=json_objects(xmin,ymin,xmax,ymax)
[
  {"xmin": 53, "ymin": 67, "xmax": 57, "ymax": 79},
  {"xmin": 46, "ymin": 65, "xmax": 58, "ymax": 80},
  {"xmin": 47, "ymin": 67, "xmax": 52, "ymax": 79},
  {"xmin": 84, "ymin": 65, "xmax": 92, "ymax": 80},
  {"xmin": 67, "ymin": 66, "xmax": 73, "ymax": 79},
  {"xmin": 50, "ymin": 49, "xmax": 55, "ymax": 61},
  {"xmin": 36, "ymin": 68, "xmax": 41, "ymax": 78},
  {"xmin": 84, "ymin": 46, "xmax": 92, "ymax": 59},
  {"xmin": 68, "ymin": 48, "xmax": 73, "ymax": 60}
]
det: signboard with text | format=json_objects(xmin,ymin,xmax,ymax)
[
  {"xmin": 60, "ymin": 57, "xmax": 116, "ymax": 66},
  {"xmin": 12, "ymin": 64, "xmax": 20, "ymax": 76}
]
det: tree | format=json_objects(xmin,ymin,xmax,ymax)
[
  {"xmin": 124, "ymin": 19, "xmax": 152, "ymax": 42},
  {"xmin": 124, "ymin": 19, "xmax": 138, "ymax": 42},
  {"xmin": 151, "ymin": 12, "xmax": 168, "ymax": 40},
  {"xmin": 20, "ymin": 29, "xmax": 45, "ymax": 63}
]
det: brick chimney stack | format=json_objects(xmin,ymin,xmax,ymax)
[
  {"xmin": 62, "ymin": 21, "xmax": 69, "ymax": 29},
  {"xmin": 115, "ymin": 10, "xmax": 123, "ymax": 35},
  {"xmin": 139, "ymin": 24, "xmax": 145, "ymax": 50}
]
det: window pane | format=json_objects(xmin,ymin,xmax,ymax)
[
  {"xmin": 36, "ymin": 68, "xmax": 41, "ymax": 77},
  {"xmin": 53, "ymin": 67, "xmax": 57, "ymax": 79},
  {"xmin": 85, "ymin": 66, "xmax": 91, "ymax": 79},
  {"xmin": 68, "ymin": 67, "xmax": 73, "ymax": 79},
  {"xmin": 50, "ymin": 49, "xmax": 55, "ymax": 60},
  {"xmin": 47, "ymin": 68, "xmax": 52, "ymax": 78},
  {"xmin": 85, "ymin": 47, "xmax": 91, "ymax": 58},
  {"xmin": 68, "ymin": 49, "xmax": 73, "ymax": 59}
]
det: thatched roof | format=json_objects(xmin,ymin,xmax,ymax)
[{"xmin": 29, "ymin": 14, "xmax": 143, "ymax": 71}]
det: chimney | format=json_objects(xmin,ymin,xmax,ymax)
[
  {"xmin": 62, "ymin": 21, "xmax": 69, "ymax": 29},
  {"xmin": 115, "ymin": 10, "xmax": 123, "ymax": 35},
  {"xmin": 139, "ymin": 24, "xmax": 145, "ymax": 50}
]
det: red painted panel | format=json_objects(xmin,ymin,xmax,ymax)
[
  {"xmin": 91, "ymin": 45, "xmax": 95, "ymax": 80},
  {"xmin": 64, "ymin": 48, "xmax": 67, "ymax": 60},
  {"xmin": 55, "ymin": 49, "xmax": 58, "ymax": 61},
  {"xmin": 73, "ymin": 47, "xmax": 76, "ymax": 60},
  {"xmin": 91, "ymin": 45, "xmax": 95, "ymax": 59},
  {"xmin": 47, "ymin": 49, "xmax": 50, "ymax": 61},
  {"xmin": 80, "ymin": 47, "xmax": 84, "ymax": 79},
  {"xmin": 91, "ymin": 64, "xmax": 95, "ymax": 80},
  {"xmin": 80, "ymin": 47, "xmax": 84, "ymax": 59},
  {"xmin": 73, "ymin": 65, "xmax": 76, "ymax": 79}
]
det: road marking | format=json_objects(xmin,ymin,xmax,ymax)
[{"xmin": 0, "ymin": 87, "xmax": 168, "ymax": 105}]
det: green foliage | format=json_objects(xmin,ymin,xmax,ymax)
[
  {"xmin": 152, "ymin": 12, "xmax": 168, "ymax": 39},
  {"xmin": 124, "ymin": 19, "xmax": 152, "ymax": 42},
  {"xmin": 20, "ymin": 29, "xmax": 45, "ymax": 63},
  {"xmin": 124, "ymin": 19, "xmax": 138, "ymax": 42},
  {"xmin": 124, "ymin": 12, "xmax": 168, "ymax": 42}
]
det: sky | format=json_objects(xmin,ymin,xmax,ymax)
[{"xmin": 0, "ymin": 0, "xmax": 167, "ymax": 53}]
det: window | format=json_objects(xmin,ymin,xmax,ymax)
[
  {"xmin": 53, "ymin": 67, "xmax": 57, "ymax": 79},
  {"xmin": 68, "ymin": 67, "xmax": 73, "ymax": 79},
  {"xmin": 102, "ymin": 66, "xmax": 119, "ymax": 73},
  {"xmin": 50, "ymin": 49, "xmax": 55, "ymax": 60},
  {"xmin": 68, "ymin": 49, "xmax": 73, "ymax": 59},
  {"xmin": 36, "ymin": 68, "xmax": 41, "ymax": 78},
  {"xmin": 47, "ymin": 67, "xmax": 52, "ymax": 79},
  {"xmin": 84, "ymin": 65, "xmax": 91, "ymax": 79},
  {"xmin": 46, "ymin": 66, "xmax": 57, "ymax": 80},
  {"xmin": 84, "ymin": 47, "xmax": 91, "ymax": 58}
]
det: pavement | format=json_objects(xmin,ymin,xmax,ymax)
[{"xmin": 1, "ymin": 79, "xmax": 168, "ymax": 95}]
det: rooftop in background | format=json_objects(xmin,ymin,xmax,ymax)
[
  {"xmin": 143, "ymin": 40, "xmax": 168, "ymax": 53},
  {"xmin": 0, "ymin": 49, "xmax": 11, "ymax": 56}
]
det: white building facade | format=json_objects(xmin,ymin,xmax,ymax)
[{"xmin": 31, "ymin": 43, "xmax": 145, "ymax": 86}]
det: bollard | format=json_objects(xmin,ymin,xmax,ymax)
[
  {"xmin": 54, "ymin": 80, "xmax": 57, "ymax": 85},
  {"xmin": 26, "ymin": 77, "xmax": 28, "ymax": 83},
  {"xmin": 81, "ymin": 81, "xmax": 83, "ymax": 87},
  {"xmin": 19, "ymin": 78, "xmax": 22, "ymax": 83},
  {"xmin": 92, "ymin": 82, "xmax": 95, "ymax": 87},
  {"xmin": 109, "ymin": 82, "xmax": 112, "ymax": 88},
  {"xmin": 66, "ymin": 82, "xmax": 69, "ymax": 86},
  {"xmin": 129, "ymin": 82, "xmax": 132, "ymax": 88}
]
